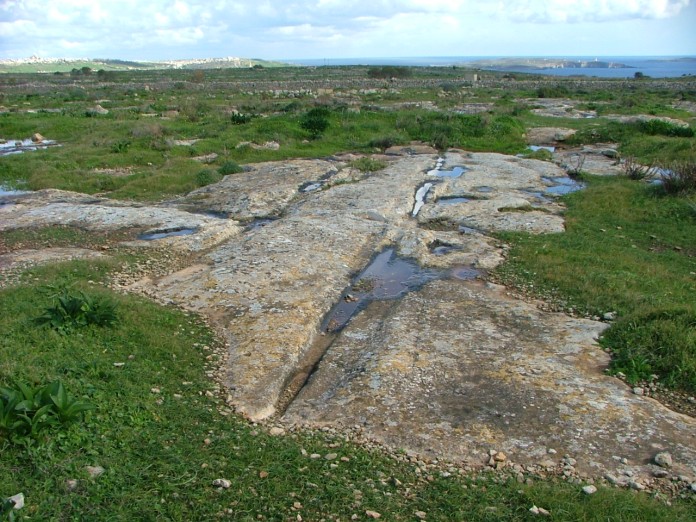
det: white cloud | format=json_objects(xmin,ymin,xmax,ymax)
[
  {"xmin": 0, "ymin": 0, "xmax": 693, "ymax": 60},
  {"xmin": 497, "ymin": 0, "xmax": 692, "ymax": 23}
]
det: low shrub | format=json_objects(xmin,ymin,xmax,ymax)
[
  {"xmin": 0, "ymin": 381, "xmax": 94, "ymax": 443},
  {"xmin": 659, "ymin": 161, "xmax": 696, "ymax": 194},
  {"xmin": 349, "ymin": 158, "xmax": 387, "ymax": 173},
  {"xmin": 300, "ymin": 107, "xmax": 331, "ymax": 138},
  {"xmin": 638, "ymin": 119, "xmax": 694, "ymax": 138},
  {"xmin": 230, "ymin": 112, "xmax": 252, "ymax": 125},
  {"xmin": 218, "ymin": 161, "xmax": 244, "ymax": 175},
  {"xmin": 368, "ymin": 135, "xmax": 403, "ymax": 150},
  {"xmin": 621, "ymin": 156, "xmax": 651, "ymax": 180},
  {"xmin": 195, "ymin": 169, "xmax": 223, "ymax": 187},
  {"xmin": 602, "ymin": 309, "xmax": 696, "ymax": 391},
  {"xmin": 35, "ymin": 288, "xmax": 118, "ymax": 334}
]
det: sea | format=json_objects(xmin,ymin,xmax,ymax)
[{"xmin": 287, "ymin": 56, "xmax": 696, "ymax": 79}]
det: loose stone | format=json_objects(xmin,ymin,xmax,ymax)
[
  {"xmin": 654, "ymin": 452, "xmax": 672, "ymax": 468},
  {"xmin": 7, "ymin": 493, "xmax": 24, "ymax": 510},
  {"xmin": 86, "ymin": 466, "xmax": 105, "ymax": 479},
  {"xmin": 365, "ymin": 510, "xmax": 381, "ymax": 519},
  {"xmin": 582, "ymin": 485, "xmax": 597, "ymax": 495},
  {"xmin": 213, "ymin": 479, "xmax": 231, "ymax": 489}
]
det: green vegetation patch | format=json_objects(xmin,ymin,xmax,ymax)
[{"xmin": 1, "ymin": 259, "xmax": 693, "ymax": 519}]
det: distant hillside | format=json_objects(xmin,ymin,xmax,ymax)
[
  {"xmin": 0, "ymin": 56, "xmax": 292, "ymax": 73},
  {"xmin": 466, "ymin": 58, "xmax": 634, "ymax": 71}
]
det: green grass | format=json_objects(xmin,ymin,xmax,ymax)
[
  {"xmin": 1, "ymin": 259, "xmax": 693, "ymax": 520},
  {"xmin": 494, "ymin": 176, "xmax": 696, "ymax": 391}
]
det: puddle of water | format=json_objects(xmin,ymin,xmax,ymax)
[
  {"xmin": 138, "ymin": 227, "xmax": 197, "ymax": 240},
  {"xmin": 451, "ymin": 266, "xmax": 482, "ymax": 280},
  {"xmin": 528, "ymin": 145, "xmax": 556, "ymax": 153},
  {"xmin": 437, "ymin": 196, "xmax": 470, "ymax": 205},
  {"xmin": 0, "ymin": 184, "xmax": 30, "ymax": 207},
  {"xmin": 0, "ymin": 138, "xmax": 58, "ymax": 157},
  {"xmin": 0, "ymin": 185, "xmax": 29, "ymax": 197},
  {"xmin": 429, "ymin": 240, "xmax": 464, "ymax": 256},
  {"xmin": 521, "ymin": 190, "xmax": 552, "ymax": 203},
  {"xmin": 412, "ymin": 182, "xmax": 433, "ymax": 217},
  {"xmin": 475, "ymin": 186, "xmax": 494, "ymax": 193},
  {"xmin": 323, "ymin": 248, "xmax": 442, "ymax": 332},
  {"xmin": 543, "ymin": 176, "xmax": 584, "ymax": 195},
  {"xmin": 299, "ymin": 181, "xmax": 323, "ymax": 193},
  {"xmin": 427, "ymin": 166, "xmax": 469, "ymax": 178}
]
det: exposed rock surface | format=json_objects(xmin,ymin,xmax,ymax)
[
  {"xmin": 527, "ymin": 127, "xmax": 577, "ymax": 145},
  {"xmin": 0, "ymin": 189, "xmax": 241, "ymax": 251},
  {"xmin": 1, "ymin": 150, "xmax": 694, "ymax": 481}
]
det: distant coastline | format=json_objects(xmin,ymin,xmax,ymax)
[
  {"xmin": 1, "ymin": 55, "xmax": 695, "ymax": 78},
  {"xmin": 291, "ymin": 56, "xmax": 696, "ymax": 78}
]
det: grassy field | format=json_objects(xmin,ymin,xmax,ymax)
[
  {"xmin": 1, "ymin": 67, "xmax": 695, "ymax": 519},
  {"xmin": 1, "ymin": 259, "xmax": 694, "ymax": 520}
]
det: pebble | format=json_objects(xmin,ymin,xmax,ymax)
[
  {"xmin": 653, "ymin": 469, "xmax": 669, "ymax": 478},
  {"xmin": 415, "ymin": 511, "xmax": 427, "ymax": 520},
  {"xmin": 582, "ymin": 485, "xmax": 597, "ymax": 495},
  {"xmin": 633, "ymin": 387, "xmax": 644, "ymax": 396},
  {"xmin": 65, "ymin": 479, "xmax": 78, "ymax": 491},
  {"xmin": 604, "ymin": 473, "xmax": 619, "ymax": 485},
  {"xmin": 365, "ymin": 510, "xmax": 381, "ymax": 519},
  {"xmin": 629, "ymin": 481, "xmax": 646, "ymax": 491},
  {"xmin": 86, "ymin": 466, "xmax": 105, "ymax": 479},
  {"xmin": 653, "ymin": 452, "xmax": 672, "ymax": 468},
  {"xmin": 529, "ymin": 505, "xmax": 550, "ymax": 516},
  {"xmin": 213, "ymin": 478, "xmax": 231, "ymax": 489},
  {"xmin": 7, "ymin": 493, "xmax": 24, "ymax": 510},
  {"xmin": 324, "ymin": 453, "xmax": 338, "ymax": 460},
  {"xmin": 269, "ymin": 427, "xmax": 285, "ymax": 436}
]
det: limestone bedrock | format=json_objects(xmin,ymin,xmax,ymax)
[{"xmin": 2, "ymin": 151, "xmax": 693, "ymax": 479}]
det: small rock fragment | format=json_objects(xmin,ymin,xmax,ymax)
[
  {"xmin": 629, "ymin": 481, "xmax": 645, "ymax": 491},
  {"xmin": 7, "ymin": 493, "xmax": 24, "ymax": 510},
  {"xmin": 269, "ymin": 427, "xmax": 285, "ymax": 436},
  {"xmin": 324, "ymin": 453, "xmax": 338, "ymax": 460},
  {"xmin": 259, "ymin": 471, "xmax": 269, "ymax": 478},
  {"xmin": 654, "ymin": 452, "xmax": 672, "ymax": 468},
  {"xmin": 633, "ymin": 387, "xmax": 644, "ymax": 396},
  {"xmin": 582, "ymin": 485, "xmax": 597, "ymax": 495},
  {"xmin": 529, "ymin": 505, "xmax": 550, "ymax": 516},
  {"xmin": 365, "ymin": 510, "xmax": 381, "ymax": 519},
  {"xmin": 213, "ymin": 479, "xmax": 231, "ymax": 488},
  {"xmin": 65, "ymin": 479, "xmax": 78, "ymax": 491},
  {"xmin": 86, "ymin": 466, "xmax": 105, "ymax": 479},
  {"xmin": 415, "ymin": 511, "xmax": 427, "ymax": 520},
  {"xmin": 494, "ymin": 452, "xmax": 507, "ymax": 462},
  {"xmin": 604, "ymin": 474, "xmax": 619, "ymax": 485}
]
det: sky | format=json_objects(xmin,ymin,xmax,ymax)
[{"xmin": 1, "ymin": 0, "xmax": 695, "ymax": 61}]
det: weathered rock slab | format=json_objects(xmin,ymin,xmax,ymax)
[{"xmin": 284, "ymin": 279, "xmax": 696, "ymax": 477}]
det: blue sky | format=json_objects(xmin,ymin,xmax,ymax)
[{"xmin": 1, "ymin": 1, "xmax": 694, "ymax": 61}]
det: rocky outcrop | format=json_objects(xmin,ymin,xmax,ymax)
[{"xmin": 2, "ymin": 151, "xmax": 693, "ymax": 481}]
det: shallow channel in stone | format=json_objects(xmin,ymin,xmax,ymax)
[
  {"xmin": 322, "ymin": 248, "xmax": 443, "ymax": 333},
  {"xmin": 138, "ymin": 227, "xmax": 198, "ymax": 240},
  {"xmin": 543, "ymin": 176, "xmax": 585, "ymax": 195}
]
